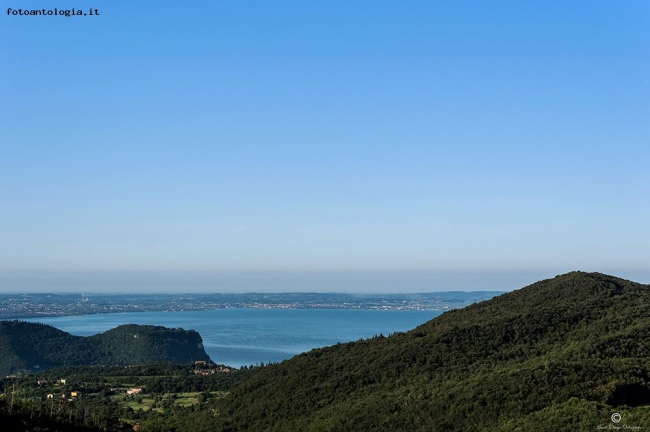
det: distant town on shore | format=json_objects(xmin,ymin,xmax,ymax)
[{"xmin": 0, "ymin": 291, "xmax": 502, "ymax": 319}]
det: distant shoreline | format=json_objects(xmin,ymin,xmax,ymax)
[{"xmin": 0, "ymin": 291, "xmax": 502, "ymax": 320}]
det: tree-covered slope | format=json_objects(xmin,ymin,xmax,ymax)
[
  {"xmin": 90, "ymin": 324, "xmax": 210, "ymax": 365},
  {"xmin": 207, "ymin": 272, "xmax": 650, "ymax": 431},
  {"xmin": 0, "ymin": 322, "xmax": 211, "ymax": 375}
]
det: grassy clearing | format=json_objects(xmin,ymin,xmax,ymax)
[
  {"xmin": 123, "ymin": 398, "xmax": 156, "ymax": 411},
  {"xmin": 114, "ymin": 395, "xmax": 157, "ymax": 411},
  {"xmin": 115, "ymin": 392, "xmax": 217, "ymax": 411},
  {"xmin": 174, "ymin": 394, "xmax": 198, "ymax": 407}
]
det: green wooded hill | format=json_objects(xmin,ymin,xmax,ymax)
[
  {"xmin": 205, "ymin": 272, "xmax": 650, "ymax": 431},
  {"xmin": 0, "ymin": 322, "xmax": 211, "ymax": 375}
]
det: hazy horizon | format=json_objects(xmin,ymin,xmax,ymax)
[{"xmin": 1, "ymin": 269, "xmax": 649, "ymax": 294}]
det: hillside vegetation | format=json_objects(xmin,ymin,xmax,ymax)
[
  {"xmin": 0, "ymin": 363, "xmax": 259, "ymax": 432},
  {"xmin": 203, "ymin": 272, "xmax": 650, "ymax": 431},
  {"xmin": 0, "ymin": 322, "xmax": 211, "ymax": 375}
]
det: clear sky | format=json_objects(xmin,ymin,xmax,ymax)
[{"xmin": 1, "ymin": 2, "xmax": 649, "ymax": 291}]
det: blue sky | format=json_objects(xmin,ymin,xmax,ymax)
[{"xmin": 1, "ymin": 1, "xmax": 649, "ymax": 290}]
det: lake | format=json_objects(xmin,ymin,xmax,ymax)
[{"xmin": 26, "ymin": 308, "xmax": 443, "ymax": 367}]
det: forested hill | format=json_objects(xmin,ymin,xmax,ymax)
[
  {"xmin": 0, "ymin": 322, "xmax": 211, "ymax": 375},
  {"xmin": 205, "ymin": 272, "xmax": 650, "ymax": 431}
]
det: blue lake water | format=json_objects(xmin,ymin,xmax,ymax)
[{"xmin": 26, "ymin": 309, "xmax": 443, "ymax": 368}]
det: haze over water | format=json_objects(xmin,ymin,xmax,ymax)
[{"xmin": 7, "ymin": 269, "xmax": 647, "ymax": 294}]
